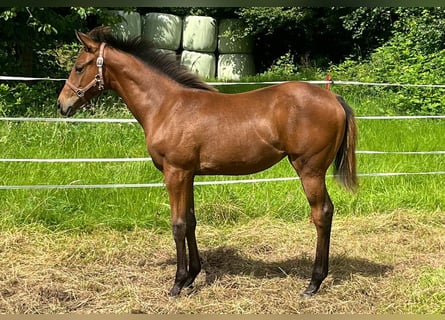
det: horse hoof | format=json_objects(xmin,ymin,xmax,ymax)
[
  {"xmin": 301, "ymin": 290, "xmax": 315, "ymax": 299},
  {"xmin": 301, "ymin": 283, "xmax": 320, "ymax": 299},
  {"xmin": 169, "ymin": 285, "xmax": 182, "ymax": 297}
]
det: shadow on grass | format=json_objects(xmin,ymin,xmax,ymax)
[
  {"xmin": 159, "ymin": 245, "xmax": 393, "ymax": 294},
  {"xmin": 198, "ymin": 246, "xmax": 393, "ymax": 286}
]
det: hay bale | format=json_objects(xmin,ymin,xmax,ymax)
[
  {"xmin": 217, "ymin": 54, "xmax": 255, "ymax": 80},
  {"xmin": 182, "ymin": 16, "xmax": 217, "ymax": 52},
  {"xmin": 181, "ymin": 50, "xmax": 216, "ymax": 79},
  {"xmin": 112, "ymin": 11, "xmax": 141, "ymax": 40},
  {"xmin": 142, "ymin": 13, "xmax": 182, "ymax": 51},
  {"xmin": 155, "ymin": 48, "xmax": 178, "ymax": 58},
  {"xmin": 218, "ymin": 19, "xmax": 254, "ymax": 54}
]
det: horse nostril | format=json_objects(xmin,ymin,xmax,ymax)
[
  {"xmin": 57, "ymin": 100, "xmax": 61, "ymax": 110},
  {"xmin": 61, "ymin": 106, "xmax": 75, "ymax": 117}
]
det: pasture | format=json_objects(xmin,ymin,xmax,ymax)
[{"xmin": 0, "ymin": 86, "xmax": 444, "ymax": 313}]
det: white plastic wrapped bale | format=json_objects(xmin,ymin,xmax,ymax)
[
  {"xmin": 217, "ymin": 54, "xmax": 255, "ymax": 80},
  {"xmin": 182, "ymin": 16, "xmax": 217, "ymax": 53},
  {"xmin": 142, "ymin": 13, "xmax": 182, "ymax": 51},
  {"xmin": 112, "ymin": 11, "xmax": 141, "ymax": 40},
  {"xmin": 218, "ymin": 19, "xmax": 254, "ymax": 54},
  {"xmin": 181, "ymin": 50, "xmax": 216, "ymax": 79},
  {"xmin": 155, "ymin": 48, "xmax": 178, "ymax": 58}
]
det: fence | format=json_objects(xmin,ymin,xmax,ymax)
[{"xmin": 1, "ymin": 76, "xmax": 445, "ymax": 190}]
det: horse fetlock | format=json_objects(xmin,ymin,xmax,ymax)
[{"xmin": 184, "ymin": 273, "xmax": 198, "ymax": 288}]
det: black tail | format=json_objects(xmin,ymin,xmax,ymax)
[{"xmin": 333, "ymin": 95, "xmax": 358, "ymax": 192}]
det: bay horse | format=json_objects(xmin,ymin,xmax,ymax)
[{"xmin": 57, "ymin": 26, "xmax": 357, "ymax": 298}]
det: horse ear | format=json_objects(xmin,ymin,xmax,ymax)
[{"xmin": 76, "ymin": 31, "xmax": 98, "ymax": 52}]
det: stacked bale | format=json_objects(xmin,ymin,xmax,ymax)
[
  {"xmin": 180, "ymin": 51, "xmax": 216, "ymax": 79},
  {"xmin": 217, "ymin": 19, "xmax": 255, "ymax": 80},
  {"xmin": 142, "ymin": 13, "xmax": 182, "ymax": 56},
  {"xmin": 112, "ymin": 11, "xmax": 141, "ymax": 40},
  {"xmin": 181, "ymin": 16, "xmax": 217, "ymax": 78},
  {"xmin": 111, "ymin": 12, "xmax": 256, "ymax": 80}
]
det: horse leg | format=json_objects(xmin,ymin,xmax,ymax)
[
  {"xmin": 183, "ymin": 188, "xmax": 201, "ymax": 289},
  {"xmin": 164, "ymin": 167, "xmax": 197, "ymax": 296},
  {"xmin": 305, "ymin": 184, "xmax": 333, "ymax": 297},
  {"xmin": 291, "ymin": 157, "xmax": 334, "ymax": 297}
]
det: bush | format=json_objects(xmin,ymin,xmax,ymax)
[
  {"xmin": 253, "ymin": 51, "xmax": 323, "ymax": 82},
  {"xmin": 0, "ymin": 40, "xmax": 129, "ymax": 118},
  {"xmin": 0, "ymin": 82, "xmax": 62, "ymax": 117},
  {"xmin": 330, "ymin": 13, "xmax": 445, "ymax": 115},
  {"xmin": 260, "ymin": 52, "xmax": 298, "ymax": 79}
]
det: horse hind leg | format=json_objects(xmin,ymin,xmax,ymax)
[
  {"xmin": 289, "ymin": 156, "xmax": 334, "ymax": 297},
  {"xmin": 304, "ymin": 182, "xmax": 334, "ymax": 298}
]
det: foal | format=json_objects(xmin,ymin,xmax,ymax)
[{"xmin": 57, "ymin": 27, "xmax": 357, "ymax": 297}]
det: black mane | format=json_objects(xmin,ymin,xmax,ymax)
[{"xmin": 87, "ymin": 26, "xmax": 217, "ymax": 92}]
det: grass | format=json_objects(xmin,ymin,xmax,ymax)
[
  {"xmin": 0, "ymin": 210, "xmax": 443, "ymax": 313},
  {"xmin": 1, "ymin": 113, "xmax": 444, "ymax": 230},
  {"xmin": 0, "ymin": 85, "xmax": 444, "ymax": 313}
]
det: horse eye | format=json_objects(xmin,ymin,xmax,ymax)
[{"xmin": 75, "ymin": 65, "xmax": 84, "ymax": 73}]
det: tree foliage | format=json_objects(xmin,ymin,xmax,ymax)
[
  {"xmin": 0, "ymin": 7, "xmax": 118, "ymax": 77},
  {"xmin": 331, "ymin": 7, "xmax": 445, "ymax": 115},
  {"xmin": 340, "ymin": 7, "xmax": 397, "ymax": 57},
  {"xmin": 2, "ymin": 7, "xmax": 445, "ymax": 116},
  {"xmin": 0, "ymin": 7, "xmax": 122, "ymax": 116},
  {"xmin": 235, "ymin": 7, "xmax": 355, "ymax": 71}
]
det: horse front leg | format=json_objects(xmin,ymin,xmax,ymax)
[
  {"xmin": 183, "ymin": 194, "xmax": 201, "ymax": 289},
  {"xmin": 164, "ymin": 167, "xmax": 199, "ymax": 297}
]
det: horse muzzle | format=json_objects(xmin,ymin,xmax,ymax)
[{"xmin": 57, "ymin": 96, "xmax": 79, "ymax": 117}]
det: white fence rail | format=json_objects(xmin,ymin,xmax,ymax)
[
  {"xmin": 4, "ymin": 75, "xmax": 445, "ymax": 89},
  {"xmin": 2, "ymin": 172, "xmax": 445, "ymax": 191},
  {"xmin": 1, "ymin": 150, "xmax": 445, "ymax": 165},
  {"xmin": 1, "ymin": 78, "xmax": 444, "ymax": 190},
  {"xmin": 2, "ymin": 115, "xmax": 445, "ymax": 123}
]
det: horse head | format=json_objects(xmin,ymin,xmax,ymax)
[{"xmin": 57, "ymin": 31, "xmax": 106, "ymax": 116}]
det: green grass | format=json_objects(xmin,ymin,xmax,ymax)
[
  {"xmin": 0, "ymin": 86, "xmax": 444, "ymax": 314},
  {"xmin": 1, "ymin": 86, "xmax": 445, "ymax": 231},
  {"xmin": 405, "ymin": 267, "xmax": 445, "ymax": 313}
]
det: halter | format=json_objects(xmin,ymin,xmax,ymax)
[{"xmin": 65, "ymin": 42, "xmax": 106, "ymax": 99}]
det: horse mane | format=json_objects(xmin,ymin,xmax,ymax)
[{"xmin": 87, "ymin": 26, "xmax": 217, "ymax": 92}]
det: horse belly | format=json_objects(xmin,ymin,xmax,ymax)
[{"xmin": 197, "ymin": 140, "xmax": 285, "ymax": 175}]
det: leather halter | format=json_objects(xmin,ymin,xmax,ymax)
[{"xmin": 65, "ymin": 42, "xmax": 106, "ymax": 98}]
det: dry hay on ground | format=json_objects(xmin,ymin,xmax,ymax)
[{"xmin": 0, "ymin": 210, "xmax": 443, "ymax": 314}]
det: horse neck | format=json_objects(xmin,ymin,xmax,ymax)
[{"xmin": 103, "ymin": 47, "xmax": 179, "ymax": 125}]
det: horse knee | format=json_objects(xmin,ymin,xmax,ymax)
[
  {"xmin": 322, "ymin": 198, "xmax": 334, "ymax": 218},
  {"xmin": 172, "ymin": 222, "xmax": 186, "ymax": 243},
  {"xmin": 311, "ymin": 198, "xmax": 334, "ymax": 227}
]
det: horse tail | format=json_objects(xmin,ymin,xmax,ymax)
[{"xmin": 333, "ymin": 95, "xmax": 358, "ymax": 192}]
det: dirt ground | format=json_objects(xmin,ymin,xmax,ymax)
[{"xmin": 0, "ymin": 210, "xmax": 444, "ymax": 314}]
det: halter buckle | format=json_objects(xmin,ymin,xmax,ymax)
[
  {"xmin": 76, "ymin": 89, "xmax": 85, "ymax": 98},
  {"xmin": 96, "ymin": 56, "xmax": 104, "ymax": 68}
]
